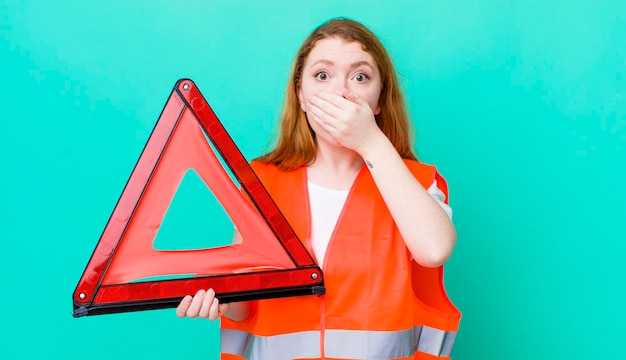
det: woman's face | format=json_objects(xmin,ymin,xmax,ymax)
[{"xmin": 298, "ymin": 37, "xmax": 382, "ymax": 117}]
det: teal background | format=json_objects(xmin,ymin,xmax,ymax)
[{"xmin": 1, "ymin": 0, "xmax": 625, "ymax": 359}]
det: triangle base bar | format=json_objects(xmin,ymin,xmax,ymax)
[
  {"xmin": 75, "ymin": 285, "xmax": 326, "ymax": 317},
  {"xmin": 75, "ymin": 283, "xmax": 325, "ymax": 318},
  {"xmin": 74, "ymin": 266, "xmax": 324, "ymax": 317}
]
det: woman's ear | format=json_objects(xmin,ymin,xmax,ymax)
[
  {"xmin": 297, "ymin": 87, "xmax": 306, "ymax": 112},
  {"xmin": 374, "ymin": 104, "xmax": 381, "ymax": 115}
]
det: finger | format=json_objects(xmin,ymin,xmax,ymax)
[
  {"xmin": 307, "ymin": 104, "xmax": 335, "ymax": 131},
  {"xmin": 218, "ymin": 303, "xmax": 230, "ymax": 318},
  {"xmin": 176, "ymin": 295, "xmax": 193, "ymax": 318},
  {"xmin": 305, "ymin": 102, "xmax": 324, "ymax": 123},
  {"xmin": 199, "ymin": 288, "xmax": 215, "ymax": 318},
  {"xmin": 307, "ymin": 112, "xmax": 340, "ymax": 143},
  {"xmin": 186, "ymin": 289, "xmax": 206, "ymax": 318},
  {"xmin": 311, "ymin": 89, "xmax": 352, "ymax": 111},
  {"xmin": 309, "ymin": 95, "xmax": 343, "ymax": 119},
  {"xmin": 307, "ymin": 96, "xmax": 344, "ymax": 125},
  {"xmin": 209, "ymin": 297, "xmax": 221, "ymax": 320}
]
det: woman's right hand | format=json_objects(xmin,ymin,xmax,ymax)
[{"xmin": 176, "ymin": 288, "xmax": 229, "ymax": 320}]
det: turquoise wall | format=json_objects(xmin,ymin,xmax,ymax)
[{"xmin": 1, "ymin": 1, "xmax": 624, "ymax": 358}]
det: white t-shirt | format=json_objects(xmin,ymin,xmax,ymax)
[{"xmin": 308, "ymin": 180, "xmax": 452, "ymax": 265}]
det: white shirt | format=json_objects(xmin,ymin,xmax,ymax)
[{"xmin": 308, "ymin": 180, "xmax": 452, "ymax": 265}]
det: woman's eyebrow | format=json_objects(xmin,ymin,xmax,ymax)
[
  {"xmin": 310, "ymin": 59, "xmax": 375, "ymax": 70},
  {"xmin": 310, "ymin": 59, "xmax": 334, "ymax": 67},
  {"xmin": 349, "ymin": 60, "xmax": 375, "ymax": 71}
]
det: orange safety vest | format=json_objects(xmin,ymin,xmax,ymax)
[{"xmin": 221, "ymin": 160, "xmax": 461, "ymax": 360}]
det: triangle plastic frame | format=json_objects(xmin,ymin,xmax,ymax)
[{"xmin": 72, "ymin": 79, "xmax": 324, "ymax": 317}]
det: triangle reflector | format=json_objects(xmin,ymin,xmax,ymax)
[{"xmin": 73, "ymin": 79, "xmax": 324, "ymax": 317}]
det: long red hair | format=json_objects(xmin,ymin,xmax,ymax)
[{"xmin": 257, "ymin": 18, "xmax": 417, "ymax": 170}]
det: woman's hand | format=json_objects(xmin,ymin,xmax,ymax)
[
  {"xmin": 176, "ymin": 288, "xmax": 229, "ymax": 320},
  {"xmin": 306, "ymin": 89, "xmax": 385, "ymax": 154}
]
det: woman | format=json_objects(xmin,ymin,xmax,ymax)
[{"xmin": 177, "ymin": 18, "xmax": 461, "ymax": 359}]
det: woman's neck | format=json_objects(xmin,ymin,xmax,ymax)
[{"xmin": 307, "ymin": 143, "xmax": 363, "ymax": 190}]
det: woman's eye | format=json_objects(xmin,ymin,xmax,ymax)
[
  {"xmin": 315, "ymin": 72, "xmax": 329, "ymax": 81},
  {"xmin": 354, "ymin": 73, "xmax": 369, "ymax": 82}
]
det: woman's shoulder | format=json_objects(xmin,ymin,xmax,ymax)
[
  {"xmin": 249, "ymin": 160, "xmax": 306, "ymax": 194},
  {"xmin": 249, "ymin": 160, "xmax": 276, "ymax": 184},
  {"xmin": 250, "ymin": 159, "xmax": 271, "ymax": 172},
  {"xmin": 250, "ymin": 160, "xmax": 305, "ymax": 173},
  {"xmin": 250, "ymin": 160, "xmax": 304, "ymax": 181},
  {"xmin": 250, "ymin": 160, "xmax": 283, "ymax": 175}
]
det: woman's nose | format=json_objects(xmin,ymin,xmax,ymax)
[{"xmin": 328, "ymin": 78, "xmax": 348, "ymax": 96}]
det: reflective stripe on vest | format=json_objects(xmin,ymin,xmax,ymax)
[{"xmin": 221, "ymin": 326, "xmax": 457, "ymax": 359}]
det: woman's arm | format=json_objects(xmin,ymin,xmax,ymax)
[{"xmin": 358, "ymin": 135, "xmax": 457, "ymax": 268}]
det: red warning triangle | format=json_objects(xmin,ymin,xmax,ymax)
[{"xmin": 73, "ymin": 79, "xmax": 324, "ymax": 317}]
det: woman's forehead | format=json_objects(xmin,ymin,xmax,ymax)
[{"xmin": 306, "ymin": 37, "xmax": 377, "ymax": 67}]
